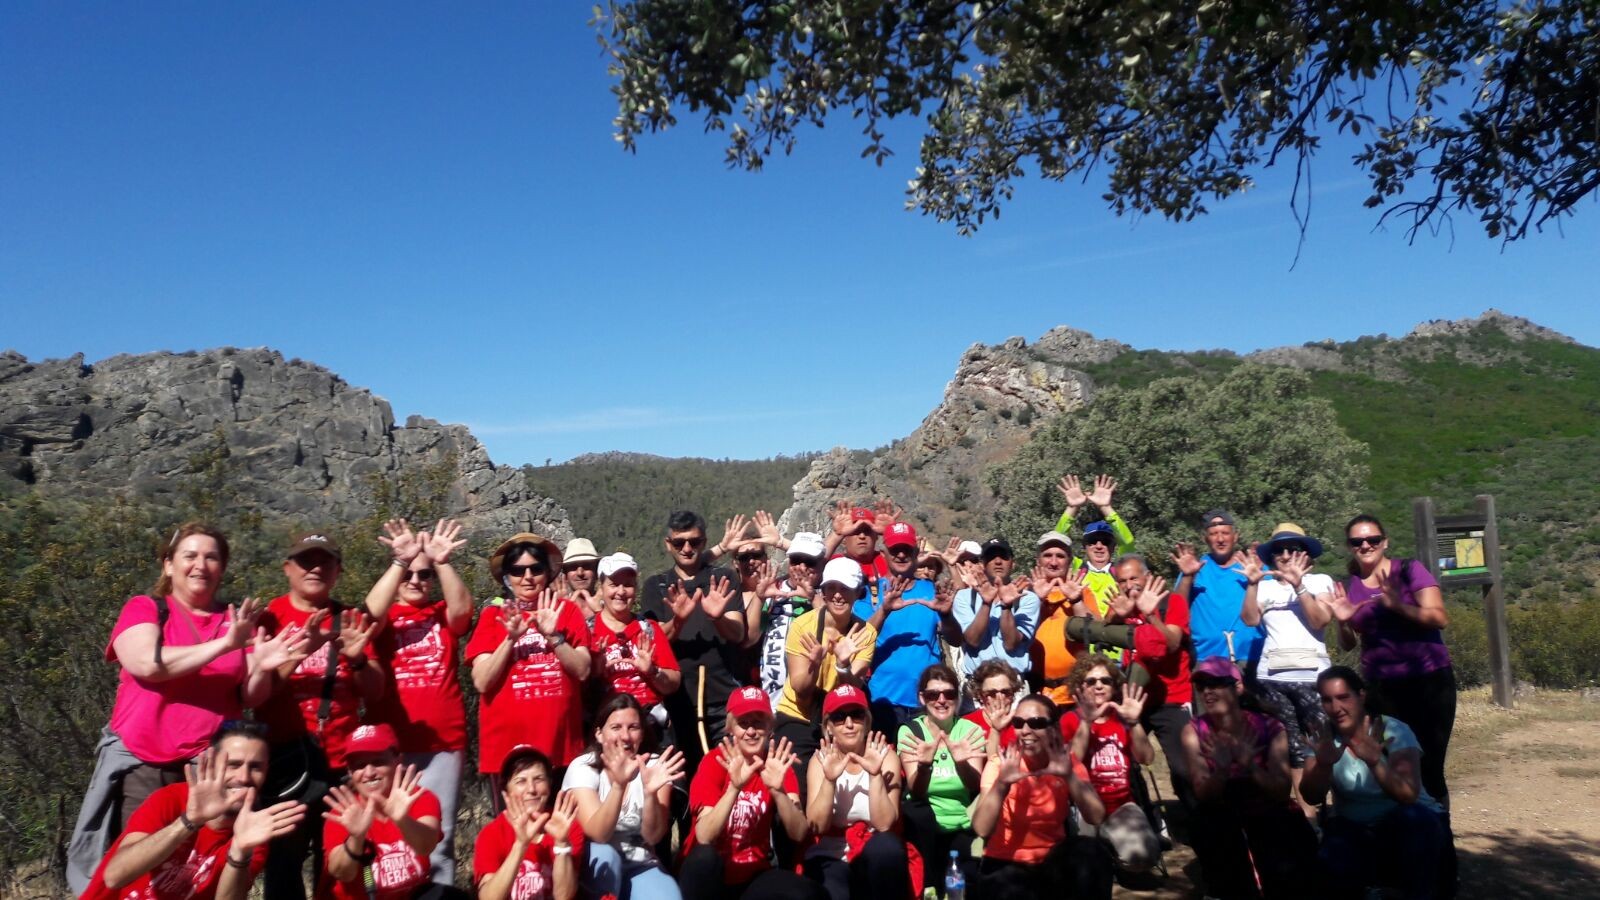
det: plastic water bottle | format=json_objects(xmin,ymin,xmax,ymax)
[{"xmin": 945, "ymin": 849, "xmax": 965, "ymax": 900}]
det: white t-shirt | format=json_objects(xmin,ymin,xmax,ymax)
[
  {"xmin": 806, "ymin": 767, "xmax": 873, "ymax": 861},
  {"xmin": 1257, "ymin": 573, "xmax": 1334, "ymax": 682},
  {"xmin": 561, "ymin": 750, "xmax": 655, "ymax": 865}
]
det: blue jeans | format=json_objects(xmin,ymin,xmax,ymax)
[
  {"xmin": 585, "ymin": 842, "xmax": 682, "ymax": 900},
  {"xmin": 1319, "ymin": 804, "xmax": 1447, "ymax": 899}
]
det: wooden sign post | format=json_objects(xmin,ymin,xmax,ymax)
[{"xmin": 1412, "ymin": 495, "xmax": 1513, "ymax": 707}]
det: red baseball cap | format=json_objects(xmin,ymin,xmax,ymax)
[
  {"xmin": 883, "ymin": 521, "xmax": 918, "ymax": 549},
  {"xmin": 345, "ymin": 723, "xmax": 398, "ymax": 756},
  {"xmin": 726, "ymin": 686, "xmax": 772, "ymax": 719},
  {"xmin": 822, "ymin": 685, "xmax": 869, "ymax": 717}
]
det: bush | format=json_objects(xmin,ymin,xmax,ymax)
[{"xmin": 1444, "ymin": 597, "xmax": 1600, "ymax": 689}]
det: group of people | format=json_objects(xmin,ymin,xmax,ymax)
[{"xmin": 66, "ymin": 474, "xmax": 1459, "ymax": 899}]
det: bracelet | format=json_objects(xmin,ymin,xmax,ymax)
[
  {"xmin": 391, "ymin": 559, "xmax": 407, "ymax": 569},
  {"xmin": 345, "ymin": 838, "xmax": 375, "ymax": 863},
  {"xmin": 552, "ymin": 844, "xmax": 573, "ymax": 856},
  {"xmin": 346, "ymin": 655, "xmax": 369, "ymax": 671},
  {"xmin": 226, "ymin": 852, "xmax": 251, "ymax": 869},
  {"xmin": 177, "ymin": 812, "xmax": 201, "ymax": 832}
]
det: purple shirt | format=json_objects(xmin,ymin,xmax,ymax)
[{"xmin": 1345, "ymin": 559, "xmax": 1452, "ymax": 680}]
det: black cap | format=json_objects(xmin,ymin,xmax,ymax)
[
  {"xmin": 980, "ymin": 538, "xmax": 1014, "ymax": 560},
  {"xmin": 1199, "ymin": 509, "xmax": 1236, "ymax": 529}
]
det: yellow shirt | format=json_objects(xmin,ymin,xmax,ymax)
[{"xmin": 776, "ymin": 608, "xmax": 878, "ymax": 722}]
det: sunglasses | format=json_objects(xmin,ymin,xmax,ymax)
[
  {"xmin": 1347, "ymin": 535, "xmax": 1384, "ymax": 548},
  {"xmin": 505, "ymin": 564, "xmax": 546, "ymax": 578},
  {"xmin": 827, "ymin": 708, "xmax": 867, "ymax": 724},
  {"xmin": 982, "ymin": 687, "xmax": 1017, "ymax": 700},
  {"xmin": 1081, "ymin": 676, "xmax": 1115, "ymax": 687},
  {"xmin": 737, "ymin": 553, "xmax": 765, "ymax": 563},
  {"xmin": 668, "ymin": 537, "xmax": 706, "ymax": 550},
  {"xmin": 402, "ymin": 569, "xmax": 435, "ymax": 582},
  {"xmin": 1015, "ymin": 716, "xmax": 1054, "ymax": 731},
  {"xmin": 1193, "ymin": 677, "xmax": 1237, "ymax": 690},
  {"xmin": 922, "ymin": 689, "xmax": 959, "ymax": 702},
  {"xmin": 886, "ymin": 545, "xmax": 917, "ymax": 557}
]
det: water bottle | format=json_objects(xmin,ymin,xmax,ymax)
[{"xmin": 945, "ymin": 849, "xmax": 965, "ymax": 900}]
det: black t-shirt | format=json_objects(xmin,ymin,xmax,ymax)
[{"xmin": 640, "ymin": 565, "xmax": 748, "ymax": 734}]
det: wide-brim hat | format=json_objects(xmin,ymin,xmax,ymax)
[
  {"xmin": 1256, "ymin": 523, "xmax": 1324, "ymax": 563},
  {"xmin": 915, "ymin": 539, "xmax": 945, "ymax": 572},
  {"xmin": 562, "ymin": 538, "xmax": 600, "ymax": 565},
  {"xmin": 490, "ymin": 532, "xmax": 564, "ymax": 580}
]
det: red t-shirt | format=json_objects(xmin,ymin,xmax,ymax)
[
  {"xmin": 1126, "ymin": 593, "xmax": 1193, "ymax": 706},
  {"xmin": 590, "ymin": 617, "xmax": 679, "ymax": 708},
  {"xmin": 322, "ymin": 790, "xmax": 442, "ymax": 900},
  {"xmin": 962, "ymin": 710, "xmax": 1016, "ymax": 750},
  {"xmin": 685, "ymin": 746, "xmax": 799, "ymax": 885},
  {"xmin": 80, "ymin": 783, "xmax": 265, "ymax": 900},
  {"xmin": 1060, "ymin": 712, "xmax": 1134, "ymax": 812},
  {"xmin": 471, "ymin": 814, "xmax": 586, "ymax": 900},
  {"xmin": 373, "ymin": 601, "xmax": 469, "ymax": 752},
  {"xmin": 256, "ymin": 596, "xmax": 378, "ymax": 769},
  {"xmin": 465, "ymin": 600, "xmax": 591, "ymax": 772}
]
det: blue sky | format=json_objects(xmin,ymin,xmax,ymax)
[{"xmin": 5, "ymin": 4, "xmax": 1597, "ymax": 466}]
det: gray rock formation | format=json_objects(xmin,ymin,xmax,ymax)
[
  {"xmin": 1409, "ymin": 308, "xmax": 1576, "ymax": 344},
  {"xmin": 781, "ymin": 327, "xmax": 1126, "ymax": 538},
  {"xmin": 0, "ymin": 347, "xmax": 570, "ymax": 539}
]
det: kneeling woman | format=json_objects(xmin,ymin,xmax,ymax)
[
  {"xmin": 1300, "ymin": 666, "xmax": 1448, "ymax": 900},
  {"xmin": 971, "ymin": 693, "xmax": 1113, "ymax": 900},
  {"xmin": 679, "ymin": 686, "xmax": 825, "ymax": 900},
  {"xmin": 802, "ymin": 686, "xmax": 913, "ymax": 900},
  {"xmin": 563, "ymin": 693, "xmax": 687, "ymax": 900},
  {"xmin": 322, "ymin": 724, "xmax": 456, "ymax": 899},
  {"xmin": 474, "ymin": 745, "xmax": 582, "ymax": 900},
  {"xmin": 1181, "ymin": 657, "xmax": 1318, "ymax": 899}
]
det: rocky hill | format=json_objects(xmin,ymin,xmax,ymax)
[
  {"xmin": 0, "ymin": 347, "xmax": 570, "ymax": 539},
  {"xmin": 780, "ymin": 326, "xmax": 1128, "ymax": 537}
]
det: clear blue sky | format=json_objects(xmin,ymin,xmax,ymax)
[{"xmin": 5, "ymin": 4, "xmax": 1596, "ymax": 466}]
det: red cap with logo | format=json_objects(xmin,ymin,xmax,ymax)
[
  {"xmin": 726, "ymin": 686, "xmax": 772, "ymax": 719},
  {"xmin": 822, "ymin": 684, "xmax": 869, "ymax": 717},
  {"xmin": 345, "ymin": 723, "xmax": 398, "ymax": 756},
  {"xmin": 883, "ymin": 521, "xmax": 918, "ymax": 549}
]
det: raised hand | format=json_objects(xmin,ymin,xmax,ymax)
[
  {"xmin": 1076, "ymin": 690, "xmax": 1106, "ymax": 725},
  {"xmin": 1057, "ymin": 474, "xmax": 1087, "ymax": 509},
  {"xmin": 1346, "ymin": 715, "xmax": 1391, "ymax": 766},
  {"xmin": 571, "ymin": 589, "xmax": 600, "ymax": 617},
  {"xmin": 1042, "ymin": 728, "xmax": 1077, "ymax": 779},
  {"xmin": 947, "ymin": 728, "xmax": 985, "ymax": 766},
  {"xmin": 383, "ymin": 764, "xmax": 426, "ymax": 821},
  {"xmin": 995, "ymin": 744, "xmax": 1026, "ymax": 786},
  {"xmin": 1239, "ymin": 551, "xmax": 1267, "ymax": 585},
  {"xmin": 1327, "ymin": 581, "xmax": 1360, "ymax": 623},
  {"xmin": 230, "ymin": 790, "xmax": 306, "ymax": 850},
  {"xmin": 1374, "ymin": 566, "xmax": 1405, "ymax": 611},
  {"xmin": 300, "ymin": 608, "xmax": 333, "ymax": 653},
  {"xmin": 1308, "ymin": 718, "xmax": 1343, "ymax": 767},
  {"xmin": 833, "ymin": 624, "xmax": 868, "ymax": 666},
  {"xmin": 996, "ymin": 577, "xmax": 1030, "ymax": 608},
  {"xmin": 797, "ymin": 632, "xmax": 828, "ymax": 667},
  {"xmin": 253, "ymin": 623, "xmax": 311, "ymax": 672},
  {"xmin": 721, "ymin": 514, "xmax": 751, "ymax": 555},
  {"xmin": 700, "ymin": 576, "xmax": 736, "ymax": 618},
  {"xmin": 1136, "ymin": 575, "xmax": 1169, "ymax": 616},
  {"xmin": 378, "ymin": 519, "xmax": 422, "ymax": 563},
  {"xmin": 632, "ymin": 628, "xmax": 657, "ymax": 677},
  {"xmin": 601, "ymin": 738, "xmax": 642, "ymax": 787},
  {"xmin": 930, "ymin": 579, "xmax": 955, "ymax": 614},
  {"xmin": 1060, "ymin": 566, "xmax": 1088, "ymax": 601},
  {"xmin": 1102, "ymin": 581, "xmax": 1132, "ymax": 618},
  {"xmin": 1108, "ymin": 682, "xmax": 1147, "ymax": 724},
  {"xmin": 1171, "ymin": 542, "xmax": 1203, "ymax": 577},
  {"xmin": 1276, "ymin": 549, "xmax": 1310, "ymax": 589},
  {"xmin": 338, "ymin": 608, "xmax": 380, "ymax": 662},
  {"xmin": 940, "ymin": 537, "xmax": 964, "ymax": 567},
  {"xmin": 818, "ymin": 738, "xmax": 850, "ymax": 781},
  {"xmin": 721, "ymin": 737, "xmax": 758, "ymax": 786},
  {"xmin": 855, "ymin": 732, "xmax": 892, "ymax": 776},
  {"xmin": 222, "ymin": 597, "xmax": 265, "ymax": 651},
  {"xmin": 531, "ymin": 588, "xmax": 563, "ymax": 637},
  {"xmin": 665, "ymin": 582, "xmax": 697, "ymax": 622},
  {"xmin": 761, "ymin": 736, "xmax": 799, "ymax": 791},
  {"xmin": 883, "ymin": 575, "xmax": 915, "ymax": 611},
  {"xmin": 322, "ymin": 784, "xmax": 376, "ymax": 841},
  {"xmin": 503, "ymin": 607, "xmax": 531, "ymax": 643},
  {"xmin": 830, "ymin": 501, "xmax": 855, "ymax": 537},
  {"xmin": 641, "ymin": 746, "xmax": 687, "ymax": 794},
  {"xmin": 545, "ymin": 791, "xmax": 579, "ymax": 843},
  {"xmin": 872, "ymin": 498, "xmax": 901, "ymax": 533},
  {"xmin": 506, "ymin": 791, "xmax": 549, "ymax": 846},
  {"xmin": 753, "ymin": 510, "xmax": 783, "ymax": 546},
  {"xmin": 755, "ymin": 561, "xmax": 788, "ymax": 600},
  {"xmin": 185, "ymin": 749, "xmax": 232, "ymax": 823},
  {"xmin": 1088, "ymin": 474, "xmax": 1118, "ymax": 509},
  {"xmin": 420, "ymin": 519, "xmax": 466, "ymax": 565}
]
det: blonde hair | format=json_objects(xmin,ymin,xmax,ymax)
[{"xmin": 152, "ymin": 522, "xmax": 230, "ymax": 597}]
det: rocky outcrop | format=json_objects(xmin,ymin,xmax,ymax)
[
  {"xmin": 781, "ymin": 327, "xmax": 1126, "ymax": 538},
  {"xmin": 1409, "ymin": 308, "xmax": 1576, "ymax": 344},
  {"xmin": 0, "ymin": 348, "xmax": 570, "ymax": 539}
]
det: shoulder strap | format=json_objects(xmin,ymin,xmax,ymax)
[
  {"xmin": 909, "ymin": 718, "xmax": 926, "ymax": 743},
  {"xmin": 152, "ymin": 595, "xmax": 170, "ymax": 666},
  {"xmin": 316, "ymin": 639, "xmax": 339, "ymax": 729}
]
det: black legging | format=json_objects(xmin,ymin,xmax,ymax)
[
  {"xmin": 900, "ymin": 799, "xmax": 979, "ymax": 898},
  {"xmin": 1189, "ymin": 799, "xmax": 1318, "ymax": 899},
  {"xmin": 801, "ymin": 831, "xmax": 912, "ymax": 900},
  {"xmin": 1372, "ymin": 669, "xmax": 1456, "ymax": 809},
  {"xmin": 679, "ymin": 844, "xmax": 827, "ymax": 900},
  {"xmin": 973, "ymin": 837, "xmax": 1113, "ymax": 900}
]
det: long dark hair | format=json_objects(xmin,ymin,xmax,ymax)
[
  {"xmin": 584, "ymin": 693, "xmax": 657, "ymax": 769},
  {"xmin": 1316, "ymin": 664, "xmax": 1383, "ymax": 716}
]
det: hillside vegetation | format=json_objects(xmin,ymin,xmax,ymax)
[{"xmin": 523, "ymin": 453, "xmax": 818, "ymax": 574}]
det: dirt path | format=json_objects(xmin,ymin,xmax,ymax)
[{"xmin": 1112, "ymin": 687, "xmax": 1600, "ymax": 899}]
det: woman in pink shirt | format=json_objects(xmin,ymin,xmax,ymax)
[{"xmin": 66, "ymin": 523, "xmax": 310, "ymax": 894}]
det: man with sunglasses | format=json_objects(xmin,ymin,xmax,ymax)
[
  {"xmin": 560, "ymin": 538, "xmax": 603, "ymax": 622},
  {"xmin": 952, "ymin": 538, "xmax": 1041, "ymax": 679},
  {"xmin": 639, "ymin": 510, "xmax": 747, "ymax": 765},
  {"xmin": 854, "ymin": 521, "xmax": 963, "ymax": 736},
  {"xmin": 1172, "ymin": 509, "xmax": 1264, "ymax": 677},
  {"xmin": 362, "ymin": 518, "xmax": 473, "ymax": 888}
]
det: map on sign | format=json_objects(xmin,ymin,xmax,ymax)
[{"xmin": 1436, "ymin": 527, "xmax": 1488, "ymax": 577}]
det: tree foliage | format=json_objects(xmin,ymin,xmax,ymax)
[
  {"xmin": 597, "ymin": 0, "xmax": 1600, "ymax": 241},
  {"xmin": 987, "ymin": 365, "xmax": 1369, "ymax": 566}
]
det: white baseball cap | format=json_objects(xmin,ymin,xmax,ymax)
[
  {"xmin": 820, "ymin": 557, "xmax": 864, "ymax": 590},
  {"xmin": 597, "ymin": 552, "xmax": 638, "ymax": 580},
  {"xmin": 957, "ymin": 540, "xmax": 983, "ymax": 560},
  {"xmin": 788, "ymin": 531, "xmax": 826, "ymax": 560}
]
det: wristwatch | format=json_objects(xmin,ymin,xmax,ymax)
[{"xmin": 548, "ymin": 631, "xmax": 567, "ymax": 649}]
